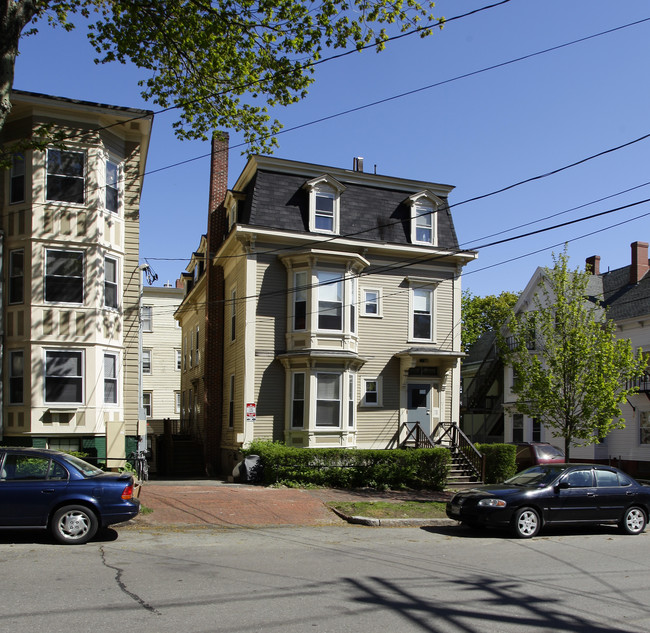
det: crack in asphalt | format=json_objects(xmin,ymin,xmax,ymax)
[{"xmin": 100, "ymin": 546, "xmax": 161, "ymax": 615}]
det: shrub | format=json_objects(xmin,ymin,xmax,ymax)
[
  {"xmin": 476, "ymin": 443, "xmax": 516, "ymax": 483},
  {"xmin": 242, "ymin": 440, "xmax": 451, "ymax": 490}
]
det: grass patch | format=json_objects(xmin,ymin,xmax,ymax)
[
  {"xmin": 328, "ymin": 500, "xmax": 447, "ymax": 519},
  {"xmin": 139, "ymin": 504, "xmax": 154, "ymax": 515}
]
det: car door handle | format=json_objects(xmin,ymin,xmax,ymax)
[
  {"xmin": 626, "ymin": 491, "xmax": 635, "ymax": 496},
  {"xmin": 41, "ymin": 489, "xmax": 56, "ymax": 494},
  {"xmin": 587, "ymin": 492, "xmax": 596, "ymax": 497}
]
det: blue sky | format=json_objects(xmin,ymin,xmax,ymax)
[{"xmin": 14, "ymin": 0, "xmax": 650, "ymax": 296}]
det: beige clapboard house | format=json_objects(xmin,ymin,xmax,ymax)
[
  {"xmin": 1, "ymin": 90, "xmax": 152, "ymax": 465},
  {"xmin": 176, "ymin": 140, "xmax": 476, "ymax": 476}
]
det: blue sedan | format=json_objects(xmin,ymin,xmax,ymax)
[
  {"xmin": 0, "ymin": 447, "xmax": 140, "ymax": 544},
  {"xmin": 446, "ymin": 463, "xmax": 650, "ymax": 538}
]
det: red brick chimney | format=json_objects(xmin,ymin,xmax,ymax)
[
  {"xmin": 203, "ymin": 132, "xmax": 229, "ymax": 475},
  {"xmin": 585, "ymin": 255, "xmax": 600, "ymax": 275},
  {"xmin": 630, "ymin": 241, "xmax": 649, "ymax": 284}
]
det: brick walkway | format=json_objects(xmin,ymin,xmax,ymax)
[{"xmin": 133, "ymin": 481, "xmax": 453, "ymax": 529}]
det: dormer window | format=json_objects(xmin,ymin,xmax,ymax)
[
  {"xmin": 407, "ymin": 191, "xmax": 442, "ymax": 246},
  {"xmin": 303, "ymin": 175, "xmax": 345, "ymax": 235}
]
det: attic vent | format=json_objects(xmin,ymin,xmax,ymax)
[{"xmin": 353, "ymin": 157, "xmax": 364, "ymax": 172}]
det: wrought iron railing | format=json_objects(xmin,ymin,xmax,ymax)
[{"xmin": 431, "ymin": 422, "xmax": 485, "ymax": 481}]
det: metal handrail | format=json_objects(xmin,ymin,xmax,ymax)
[{"xmin": 431, "ymin": 422, "xmax": 485, "ymax": 481}]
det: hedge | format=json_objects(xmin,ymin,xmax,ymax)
[
  {"xmin": 242, "ymin": 440, "xmax": 451, "ymax": 491},
  {"xmin": 476, "ymin": 443, "xmax": 517, "ymax": 484}
]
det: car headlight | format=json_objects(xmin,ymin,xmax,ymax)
[{"xmin": 478, "ymin": 498, "xmax": 507, "ymax": 508}]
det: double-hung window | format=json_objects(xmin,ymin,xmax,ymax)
[
  {"xmin": 315, "ymin": 190, "xmax": 335, "ymax": 232},
  {"xmin": 141, "ymin": 306, "xmax": 152, "ymax": 331},
  {"xmin": 46, "ymin": 149, "xmax": 85, "ymax": 204},
  {"xmin": 412, "ymin": 287, "xmax": 433, "ymax": 341},
  {"xmin": 9, "ymin": 250, "xmax": 24, "ymax": 305},
  {"xmin": 10, "ymin": 153, "xmax": 25, "ymax": 204},
  {"xmin": 104, "ymin": 353, "xmax": 118, "ymax": 404},
  {"xmin": 45, "ymin": 350, "xmax": 83, "ymax": 404},
  {"xmin": 362, "ymin": 378, "xmax": 380, "ymax": 406},
  {"xmin": 142, "ymin": 392, "xmax": 152, "ymax": 418},
  {"xmin": 45, "ymin": 249, "xmax": 83, "ymax": 304},
  {"xmin": 230, "ymin": 289, "xmax": 237, "ymax": 341},
  {"xmin": 229, "ymin": 375, "xmax": 235, "ymax": 427},
  {"xmin": 317, "ymin": 271, "xmax": 343, "ymax": 330},
  {"xmin": 641, "ymin": 411, "xmax": 650, "ymax": 445},
  {"xmin": 104, "ymin": 256, "xmax": 118, "ymax": 309},
  {"xmin": 106, "ymin": 160, "xmax": 119, "ymax": 213},
  {"xmin": 315, "ymin": 373, "xmax": 341, "ymax": 427},
  {"xmin": 9, "ymin": 350, "xmax": 24, "ymax": 405},
  {"xmin": 408, "ymin": 192, "xmax": 440, "ymax": 246},
  {"xmin": 362, "ymin": 288, "xmax": 380, "ymax": 317},
  {"xmin": 142, "ymin": 349, "xmax": 152, "ymax": 374},
  {"xmin": 304, "ymin": 175, "xmax": 344, "ymax": 235},
  {"xmin": 195, "ymin": 326, "xmax": 200, "ymax": 364},
  {"xmin": 293, "ymin": 271, "xmax": 308, "ymax": 330},
  {"xmin": 175, "ymin": 349, "xmax": 182, "ymax": 371},
  {"xmin": 292, "ymin": 373, "xmax": 305, "ymax": 428}
]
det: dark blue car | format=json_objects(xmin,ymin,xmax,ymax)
[
  {"xmin": 446, "ymin": 463, "xmax": 650, "ymax": 538},
  {"xmin": 0, "ymin": 447, "xmax": 140, "ymax": 544}
]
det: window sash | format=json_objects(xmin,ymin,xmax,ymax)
[
  {"xmin": 142, "ymin": 349, "xmax": 152, "ymax": 374},
  {"xmin": 293, "ymin": 271, "xmax": 308, "ymax": 331},
  {"xmin": 45, "ymin": 250, "xmax": 84, "ymax": 304},
  {"xmin": 364, "ymin": 379, "xmax": 379, "ymax": 406},
  {"xmin": 46, "ymin": 149, "xmax": 85, "ymax": 204},
  {"xmin": 314, "ymin": 192, "xmax": 335, "ymax": 232},
  {"xmin": 231, "ymin": 289, "xmax": 237, "ymax": 341},
  {"xmin": 9, "ymin": 351, "xmax": 24, "ymax": 404},
  {"xmin": 229, "ymin": 375, "xmax": 235, "ymax": 427},
  {"xmin": 104, "ymin": 256, "xmax": 118, "ymax": 309},
  {"xmin": 412, "ymin": 288, "xmax": 432, "ymax": 340},
  {"xmin": 316, "ymin": 373, "xmax": 341, "ymax": 427},
  {"xmin": 318, "ymin": 272, "xmax": 343, "ymax": 331},
  {"xmin": 363, "ymin": 289, "xmax": 379, "ymax": 315},
  {"xmin": 292, "ymin": 373, "xmax": 305, "ymax": 428},
  {"xmin": 142, "ymin": 392, "xmax": 152, "ymax": 418},
  {"xmin": 10, "ymin": 153, "xmax": 25, "ymax": 204},
  {"xmin": 141, "ymin": 306, "xmax": 153, "ymax": 331},
  {"xmin": 641, "ymin": 411, "xmax": 650, "ymax": 445},
  {"xmin": 104, "ymin": 354, "xmax": 118, "ymax": 404},
  {"xmin": 45, "ymin": 350, "xmax": 83, "ymax": 404},
  {"xmin": 106, "ymin": 160, "xmax": 119, "ymax": 213},
  {"xmin": 9, "ymin": 250, "xmax": 24, "ymax": 305}
]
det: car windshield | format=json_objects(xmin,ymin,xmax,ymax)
[
  {"xmin": 59, "ymin": 453, "xmax": 104, "ymax": 478},
  {"xmin": 505, "ymin": 465, "xmax": 569, "ymax": 487},
  {"xmin": 535, "ymin": 445, "xmax": 565, "ymax": 460}
]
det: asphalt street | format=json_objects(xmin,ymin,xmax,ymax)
[{"xmin": 1, "ymin": 523, "xmax": 648, "ymax": 633}]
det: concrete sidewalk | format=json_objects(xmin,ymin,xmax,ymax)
[{"xmin": 131, "ymin": 480, "xmax": 454, "ymax": 529}]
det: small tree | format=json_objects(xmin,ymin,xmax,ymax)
[
  {"xmin": 500, "ymin": 248, "xmax": 647, "ymax": 461},
  {"xmin": 461, "ymin": 289, "xmax": 519, "ymax": 354}
]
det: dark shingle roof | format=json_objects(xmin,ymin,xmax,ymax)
[
  {"xmin": 239, "ymin": 167, "xmax": 460, "ymax": 250},
  {"xmin": 601, "ymin": 266, "xmax": 650, "ymax": 320}
]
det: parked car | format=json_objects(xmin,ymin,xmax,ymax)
[
  {"xmin": 0, "ymin": 447, "xmax": 140, "ymax": 544},
  {"xmin": 446, "ymin": 463, "xmax": 650, "ymax": 538},
  {"xmin": 511, "ymin": 442, "xmax": 565, "ymax": 471}
]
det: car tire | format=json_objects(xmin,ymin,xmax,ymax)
[
  {"xmin": 51, "ymin": 505, "xmax": 98, "ymax": 545},
  {"xmin": 619, "ymin": 506, "xmax": 647, "ymax": 535},
  {"xmin": 512, "ymin": 507, "xmax": 540, "ymax": 539}
]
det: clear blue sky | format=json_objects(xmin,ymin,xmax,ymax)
[{"xmin": 14, "ymin": 0, "xmax": 650, "ymax": 296}]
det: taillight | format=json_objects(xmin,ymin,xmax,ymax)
[{"xmin": 121, "ymin": 484, "xmax": 134, "ymax": 500}]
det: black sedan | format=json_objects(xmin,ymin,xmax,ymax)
[
  {"xmin": 0, "ymin": 447, "xmax": 140, "ymax": 544},
  {"xmin": 446, "ymin": 463, "xmax": 650, "ymax": 538}
]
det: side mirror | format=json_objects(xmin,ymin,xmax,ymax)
[{"xmin": 556, "ymin": 481, "xmax": 570, "ymax": 491}]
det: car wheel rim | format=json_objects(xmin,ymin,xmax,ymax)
[
  {"xmin": 518, "ymin": 511, "xmax": 537, "ymax": 536},
  {"xmin": 59, "ymin": 511, "xmax": 90, "ymax": 539},
  {"xmin": 626, "ymin": 509, "xmax": 644, "ymax": 533}
]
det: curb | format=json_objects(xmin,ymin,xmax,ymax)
[{"xmin": 331, "ymin": 507, "xmax": 457, "ymax": 527}]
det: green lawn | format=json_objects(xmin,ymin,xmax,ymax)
[{"xmin": 328, "ymin": 500, "xmax": 448, "ymax": 519}]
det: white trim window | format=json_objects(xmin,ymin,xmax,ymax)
[
  {"xmin": 44, "ymin": 350, "xmax": 83, "ymax": 405},
  {"xmin": 175, "ymin": 349, "xmax": 182, "ymax": 371},
  {"xmin": 104, "ymin": 255, "xmax": 119, "ymax": 309},
  {"xmin": 9, "ymin": 350, "xmax": 24, "ymax": 405},
  {"xmin": 315, "ymin": 372, "xmax": 341, "ymax": 428},
  {"xmin": 408, "ymin": 191, "xmax": 441, "ymax": 246},
  {"xmin": 46, "ymin": 148, "xmax": 85, "ymax": 204},
  {"xmin": 103, "ymin": 353, "xmax": 118, "ymax": 405},
  {"xmin": 10, "ymin": 153, "xmax": 25, "ymax": 204},
  {"xmin": 105, "ymin": 159, "xmax": 120, "ymax": 213},
  {"xmin": 362, "ymin": 378, "xmax": 381, "ymax": 407},
  {"xmin": 174, "ymin": 391, "xmax": 181, "ymax": 414},
  {"xmin": 141, "ymin": 305, "xmax": 153, "ymax": 332},
  {"xmin": 362, "ymin": 288, "xmax": 381, "ymax": 317},
  {"xmin": 317, "ymin": 271, "xmax": 343, "ymax": 331},
  {"xmin": 142, "ymin": 349, "xmax": 152, "ymax": 374},
  {"xmin": 348, "ymin": 374, "xmax": 355, "ymax": 429},
  {"xmin": 640, "ymin": 411, "xmax": 650, "ymax": 445},
  {"xmin": 229, "ymin": 375, "xmax": 235, "ymax": 428},
  {"xmin": 45, "ymin": 249, "xmax": 84, "ymax": 304},
  {"xmin": 291, "ymin": 373, "xmax": 305, "ymax": 428},
  {"xmin": 349, "ymin": 275, "xmax": 357, "ymax": 335},
  {"xmin": 142, "ymin": 391, "xmax": 152, "ymax": 418},
  {"xmin": 195, "ymin": 325, "xmax": 200, "ymax": 365},
  {"xmin": 411, "ymin": 286, "xmax": 434, "ymax": 341},
  {"xmin": 9, "ymin": 249, "xmax": 24, "ymax": 305},
  {"xmin": 304, "ymin": 175, "xmax": 345, "ymax": 235},
  {"xmin": 293, "ymin": 270, "xmax": 308, "ymax": 331}
]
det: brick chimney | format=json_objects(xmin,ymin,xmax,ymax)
[
  {"xmin": 630, "ymin": 241, "xmax": 649, "ymax": 285},
  {"xmin": 585, "ymin": 255, "xmax": 600, "ymax": 275},
  {"xmin": 204, "ymin": 131, "xmax": 229, "ymax": 476}
]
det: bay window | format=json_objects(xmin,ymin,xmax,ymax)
[
  {"xmin": 316, "ymin": 372, "xmax": 341, "ymax": 427},
  {"xmin": 292, "ymin": 373, "xmax": 305, "ymax": 428},
  {"xmin": 9, "ymin": 249, "xmax": 24, "ymax": 305},
  {"xmin": 293, "ymin": 271, "xmax": 308, "ymax": 330},
  {"xmin": 10, "ymin": 153, "xmax": 25, "ymax": 204},
  {"xmin": 9, "ymin": 350, "xmax": 24, "ymax": 405},
  {"xmin": 317, "ymin": 271, "xmax": 343, "ymax": 330},
  {"xmin": 104, "ymin": 256, "xmax": 118, "ymax": 309},
  {"xmin": 106, "ymin": 159, "xmax": 119, "ymax": 213},
  {"xmin": 104, "ymin": 353, "xmax": 118, "ymax": 404}
]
